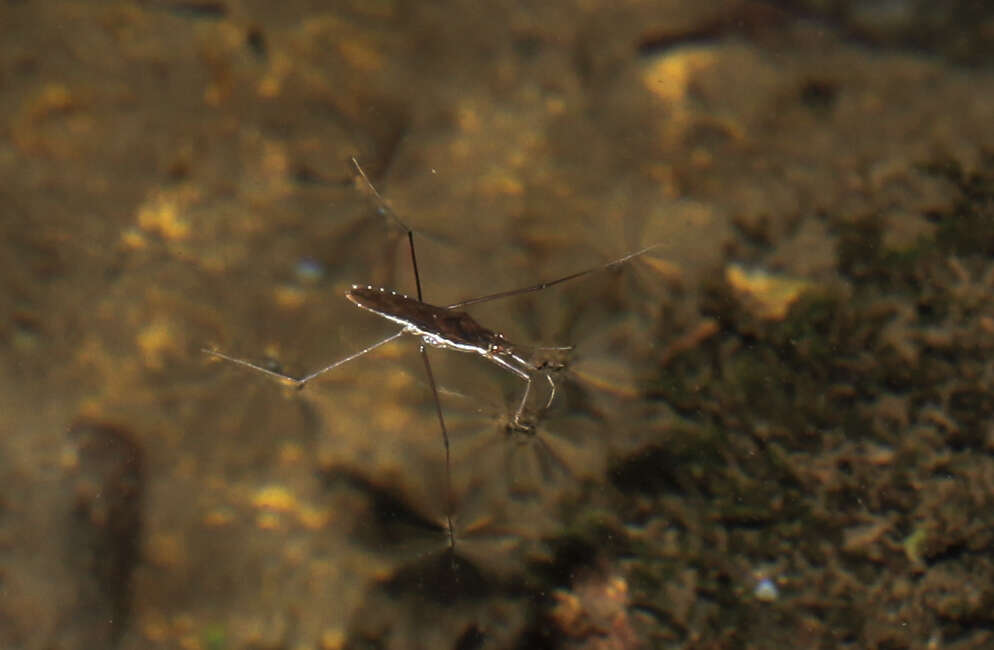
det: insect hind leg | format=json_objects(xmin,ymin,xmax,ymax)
[
  {"xmin": 203, "ymin": 329, "xmax": 405, "ymax": 388},
  {"xmin": 202, "ymin": 348, "xmax": 308, "ymax": 386}
]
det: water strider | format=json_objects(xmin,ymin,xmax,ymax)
[{"xmin": 205, "ymin": 158, "xmax": 659, "ymax": 548}]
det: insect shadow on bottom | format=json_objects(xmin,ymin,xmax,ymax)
[{"xmin": 204, "ymin": 158, "xmax": 660, "ymax": 549}]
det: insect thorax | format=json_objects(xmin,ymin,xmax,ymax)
[{"xmin": 348, "ymin": 285, "xmax": 510, "ymax": 356}]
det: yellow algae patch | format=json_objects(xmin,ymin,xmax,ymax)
[
  {"xmin": 250, "ymin": 483, "xmax": 332, "ymax": 529},
  {"xmin": 641, "ymin": 254, "xmax": 684, "ymax": 284},
  {"xmin": 13, "ymin": 83, "xmax": 89, "ymax": 156},
  {"xmin": 641, "ymin": 47, "xmax": 717, "ymax": 104},
  {"xmin": 545, "ymin": 96, "xmax": 566, "ymax": 116},
  {"xmin": 203, "ymin": 507, "xmax": 236, "ymax": 527},
  {"xmin": 842, "ymin": 519, "xmax": 891, "ymax": 554},
  {"xmin": 726, "ymin": 264, "xmax": 812, "ymax": 321},
  {"xmin": 375, "ymin": 340, "xmax": 406, "ymax": 361},
  {"xmin": 570, "ymin": 358, "xmax": 640, "ymax": 399},
  {"xmin": 178, "ymin": 635, "xmax": 202, "ymax": 650},
  {"xmin": 257, "ymin": 52, "xmax": 291, "ymax": 98},
  {"xmin": 278, "ymin": 441, "xmax": 304, "ymax": 465},
  {"xmin": 384, "ymin": 367, "xmax": 415, "ymax": 391},
  {"xmin": 251, "ymin": 484, "xmax": 297, "ymax": 512},
  {"xmin": 337, "ymin": 38, "xmax": 384, "ymax": 73},
  {"xmin": 374, "ymin": 402, "xmax": 413, "ymax": 432},
  {"xmin": 140, "ymin": 613, "xmax": 169, "ymax": 642},
  {"xmin": 273, "ymin": 285, "xmax": 308, "ymax": 309},
  {"xmin": 136, "ymin": 320, "xmax": 176, "ymax": 370},
  {"xmin": 59, "ymin": 444, "xmax": 79, "ymax": 470},
  {"xmin": 260, "ymin": 140, "xmax": 289, "ymax": 178},
  {"xmin": 864, "ymin": 443, "xmax": 896, "ymax": 465},
  {"xmin": 321, "ymin": 628, "xmax": 346, "ymax": 650},
  {"xmin": 479, "ymin": 170, "xmax": 524, "ymax": 197},
  {"xmin": 137, "ymin": 190, "xmax": 193, "ymax": 240},
  {"xmin": 456, "ymin": 104, "xmax": 482, "ymax": 133},
  {"xmin": 640, "ymin": 46, "xmax": 749, "ymax": 147},
  {"xmin": 255, "ymin": 511, "xmax": 283, "ymax": 530},
  {"xmin": 660, "ymin": 319, "xmax": 720, "ymax": 366},
  {"xmin": 120, "ymin": 227, "xmax": 148, "ymax": 250},
  {"xmin": 903, "ymin": 525, "xmax": 928, "ymax": 568},
  {"xmin": 296, "ymin": 504, "xmax": 331, "ymax": 530},
  {"xmin": 31, "ymin": 83, "xmax": 75, "ymax": 117},
  {"xmin": 148, "ymin": 532, "xmax": 187, "ymax": 569}
]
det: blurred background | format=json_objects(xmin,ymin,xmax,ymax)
[{"xmin": 1, "ymin": 1, "xmax": 993, "ymax": 648}]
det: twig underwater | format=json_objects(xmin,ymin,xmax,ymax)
[{"xmin": 204, "ymin": 158, "xmax": 662, "ymax": 551}]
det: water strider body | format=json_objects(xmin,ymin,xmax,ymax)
[
  {"xmin": 345, "ymin": 284, "xmax": 561, "ymax": 428},
  {"xmin": 347, "ymin": 285, "xmax": 514, "ymax": 355},
  {"xmin": 205, "ymin": 158, "xmax": 659, "ymax": 549}
]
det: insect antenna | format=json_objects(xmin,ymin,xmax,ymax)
[{"xmin": 352, "ymin": 157, "xmax": 454, "ymax": 549}]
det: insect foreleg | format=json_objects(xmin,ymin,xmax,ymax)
[
  {"xmin": 543, "ymin": 372, "xmax": 558, "ymax": 410},
  {"xmin": 487, "ymin": 353, "xmax": 542, "ymax": 428}
]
